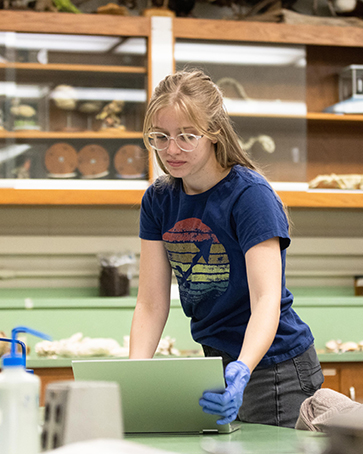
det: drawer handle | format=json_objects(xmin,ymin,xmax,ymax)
[{"xmin": 349, "ymin": 386, "xmax": 356, "ymax": 401}]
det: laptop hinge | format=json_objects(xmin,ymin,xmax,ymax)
[{"xmin": 202, "ymin": 429, "xmax": 219, "ymax": 434}]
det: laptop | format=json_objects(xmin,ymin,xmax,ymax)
[{"xmin": 72, "ymin": 357, "xmax": 242, "ymax": 435}]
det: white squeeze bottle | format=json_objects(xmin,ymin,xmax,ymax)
[{"xmin": 0, "ymin": 326, "xmax": 51, "ymax": 454}]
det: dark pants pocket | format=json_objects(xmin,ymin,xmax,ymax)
[{"xmin": 292, "ymin": 344, "xmax": 325, "ymax": 395}]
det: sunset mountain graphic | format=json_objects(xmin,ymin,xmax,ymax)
[{"xmin": 162, "ymin": 218, "xmax": 230, "ymax": 305}]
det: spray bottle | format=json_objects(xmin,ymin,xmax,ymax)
[{"xmin": 0, "ymin": 326, "xmax": 51, "ymax": 454}]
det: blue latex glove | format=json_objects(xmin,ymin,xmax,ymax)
[{"xmin": 199, "ymin": 360, "xmax": 251, "ymax": 425}]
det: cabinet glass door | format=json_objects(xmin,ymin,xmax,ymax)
[
  {"xmin": 0, "ymin": 32, "xmax": 148, "ymax": 188},
  {"xmin": 175, "ymin": 39, "xmax": 307, "ymax": 187}
]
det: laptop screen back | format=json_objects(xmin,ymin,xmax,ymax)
[{"xmin": 72, "ymin": 357, "xmax": 228, "ymax": 434}]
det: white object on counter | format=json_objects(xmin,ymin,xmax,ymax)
[
  {"xmin": 46, "ymin": 438, "xmax": 178, "ymax": 454},
  {"xmin": 42, "ymin": 381, "xmax": 123, "ymax": 450},
  {"xmin": 35, "ymin": 332, "xmax": 128, "ymax": 358},
  {"xmin": 0, "ymin": 356, "xmax": 41, "ymax": 454},
  {"xmin": 0, "ymin": 326, "xmax": 51, "ymax": 454},
  {"xmin": 35, "ymin": 333, "xmax": 180, "ymax": 358}
]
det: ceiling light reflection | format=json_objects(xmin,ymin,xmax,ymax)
[
  {"xmin": 0, "ymin": 32, "xmax": 122, "ymax": 53},
  {"xmin": 50, "ymin": 87, "xmax": 147, "ymax": 102},
  {"xmin": 175, "ymin": 42, "xmax": 306, "ymax": 66},
  {"xmin": 0, "ymin": 82, "xmax": 49, "ymax": 98},
  {"xmin": 224, "ymin": 98, "xmax": 307, "ymax": 116}
]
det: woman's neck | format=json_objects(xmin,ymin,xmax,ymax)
[{"xmin": 182, "ymin": 167, "xmax": 231, "ymax": 195}]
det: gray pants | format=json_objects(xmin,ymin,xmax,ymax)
[{"xmin": 202, "ymin": 343, "xmax": 324, "ymax": 428}]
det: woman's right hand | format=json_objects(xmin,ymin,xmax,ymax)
[{"xmin": 199, "ymin": 360, "xmax": 251, "ymax": 425}]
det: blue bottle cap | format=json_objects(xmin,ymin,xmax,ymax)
[
  {"xmin": 2, "ymin": 353, "xmax": 24, "ymax": 367},
  {"xmin": 1, "ymin": 326, "xmax": 51, "ymax": 369},
  {"xmin": 0, "ymin": 338, "xmax": 27, "ymax": 368}
]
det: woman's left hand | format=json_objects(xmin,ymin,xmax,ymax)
[{"xmin": 199, "ymin": 360, "xmax": 251, "ymax": 425}]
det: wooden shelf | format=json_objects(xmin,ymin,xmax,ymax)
[
  {"xmin": 307, "ymin": 112, "xmax": 363, "ymax": 121},
  {"xmin": 278, "ymin": 190, "xmax": 363, "ymax": 208},
  {"xmin": 0, "ymin": 130, "xmax": 144, "ymax": 139},
  {"xmin": 173, "ymin": 17, "xmax": 363, "ymax": 47},
  {"xmin": 0, "ymin": 11, "xmax": 362, "ymax": 48},
  {"xmin": 0, "ymin": 187, "xmax": 360, "ymax": 207},
  {"xmin": 0, "ymin": 188, "xmax": 145, "ymax": 205},
  {"xmin": 0, "ymin": 62, "xmax": 147, "ymax": 74},
  {"xmin": 0, "ymin": 11, "xmax": 151, "ymax": 37}
]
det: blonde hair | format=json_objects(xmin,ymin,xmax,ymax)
[{"xmin": 143, "ymin": 69, "xmax": 261, "ymax": 177}]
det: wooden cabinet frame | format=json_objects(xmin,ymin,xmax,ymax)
[
  {"xmin": 322, "ymin": 362, "xmax": 363, "ymax": 402},
  {"xmin": 0, "ymin": 11, "xmax": 363, "ymax": 207}
]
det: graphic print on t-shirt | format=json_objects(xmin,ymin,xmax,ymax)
[{"xmin": 162, "ymin": 218, "xmax": 230, "ymax": 307}]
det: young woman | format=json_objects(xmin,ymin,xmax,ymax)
[{"xmin": 129, "ymin": 69, "xmax": 324, "ymax": 428}]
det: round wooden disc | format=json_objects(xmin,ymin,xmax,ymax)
[
  {"xmin": 45, "ymin": 143, "xmax": 78, "ymax": 175},
  {"xmin": 114, "ymin": 145, "xmax": 146, "ymax": 177},
  {"xmin": 78, "ymin": 144, "xmax": 110, "ymax": 177}
]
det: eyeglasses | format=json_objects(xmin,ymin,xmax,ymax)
[{"xmin": 146, "ymin": 131, "xmax": 203, "ymax": 152}]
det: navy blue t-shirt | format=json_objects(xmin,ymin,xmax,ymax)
[{"xmin": 139, "ymin": 165, "xmax": 313, "ymax": 367}]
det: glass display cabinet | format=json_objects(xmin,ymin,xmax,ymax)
[
  {"xmin": 0, "ymin": 32, "xmax": 148, "ymax": 176},
  {"xmin": 0, "ymin": 13, "xmax": 151, "ymax": 204},
  {"xmin": 0, "ymin": 12, "xmax": 363, "ymax": 208},
  {"xmin": 173, "ymin": 18, "xmax": 363, "ymax": 208},
  {"xmin": 175, "ymin": 39, "xmax": 307, "ymax": 185}
]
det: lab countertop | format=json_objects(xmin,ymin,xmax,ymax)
[
  {"xmin": 317, "ymin": 351, "xmax": 363, "ymax": 362},
  {"xmin": 125, "ymin": 423, "xmax": 328, "ymax": 454}
]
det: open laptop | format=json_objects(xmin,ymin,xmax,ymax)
[{"xmin": 72, "ymin": 357, "xmax": 242, "ymax": 435}]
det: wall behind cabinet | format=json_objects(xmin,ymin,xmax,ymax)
[{"xmin": 0, "ymin": 206, "xmax": 361, "ymax": 291}]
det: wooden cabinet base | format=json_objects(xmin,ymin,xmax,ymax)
[{"xmin": 322, "ymin": 362, "xmax": 363, "ymax": 402}]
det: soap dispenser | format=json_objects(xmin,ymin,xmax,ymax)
[{"xmin": 0, "ymin": 326, "xmax": 51, "ymax": 454}]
